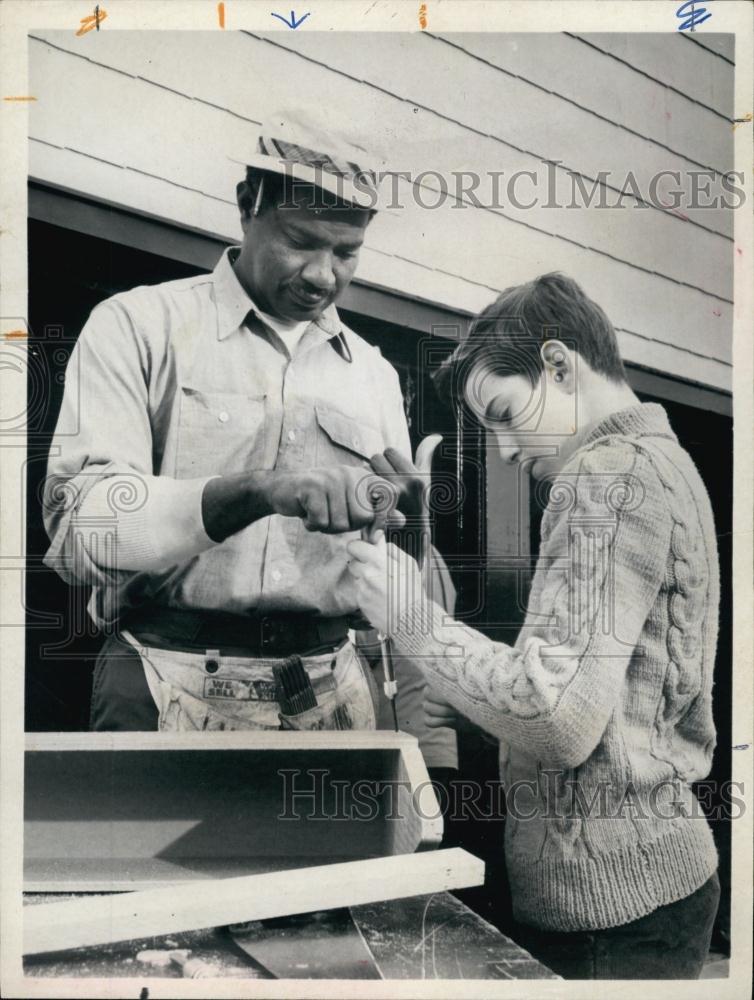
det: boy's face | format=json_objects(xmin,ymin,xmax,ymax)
[{"xmin": 465, "ymin": 365, "xmax": 578, "ymax": 480}]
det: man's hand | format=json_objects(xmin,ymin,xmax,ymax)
[
  {"xmin": 266, "ymin": 467, "xmax": 398, "ymax": 533},
  {"xmin": 370, "ymin": 448, "xmax": 423, "ymax": 519},
  {"xmin": 202, "ymin": 467, "xmax": 397, "ymax": 543}
]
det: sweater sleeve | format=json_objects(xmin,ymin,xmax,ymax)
[{"xmin": 388, "ymin": 440, "xmax": 673, "ymax": 769}]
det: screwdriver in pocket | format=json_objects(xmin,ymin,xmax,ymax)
[{"xmin": 361, "ymin": 516, "xmax": 399, "ymax": 732}]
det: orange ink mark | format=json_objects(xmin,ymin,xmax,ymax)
[
  {"xmin": 218, "ymin": 2, "xmax": 225, "ymax": 28},
  {"xmin": 76, "ymin": 5, "xmax": 107, "ymax": 36},
  {"xmin": 419, "ymin": 3, "xmax": 427, "ymax": 29},
  {"xmin": 4, "ymin": 330, "xmax": 28, "ymax": 339},
  {"xmin": 3, "ymin": 96, "xmax": 37, "ymax": 101},
  {"xmin": 732, "ymin": 113, "xmax": 752, "ymax": 131}
]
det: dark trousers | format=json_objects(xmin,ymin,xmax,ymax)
[
  {"xmin": 89, "ymin": 634, "xmax": 158, "ymax": 731},
  {"xmin": 513, "ymin": 872, "xmax": 720, "ymax": 979}
]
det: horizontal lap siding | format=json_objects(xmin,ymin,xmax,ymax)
[
  {"xmin": 573, "ymin": 33, "xmax": 734, "ymax": 119},
  {"xmin": 29, "ymin": 30, "xmax": 733, "ymax": 391}
]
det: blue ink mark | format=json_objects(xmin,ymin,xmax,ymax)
[
  {"xmin": 676, "ymin": 0, "xmax": 713, "ymax": 31},
  {"xmin": 271, "ymin": 9, "xmax": 311, "ymax": 29}
]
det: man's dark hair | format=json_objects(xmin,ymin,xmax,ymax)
[
  {"xmin": 237, "ymin": 166, "xmax": 376, "ymax": 219},
  {"xmin": 432, "ymin": 273, "xmax": 627, "ymax": 403}
]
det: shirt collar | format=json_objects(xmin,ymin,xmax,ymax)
[
  {"xmin": 212, "ymin": 247, "xmax": 344, "ymax": 345},
  {"xmin": 580, "ymin": 402, "xmax": 677, "ymax": 448}
]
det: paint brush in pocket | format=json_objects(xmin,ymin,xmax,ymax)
[
  {"xmin": 273, "ymin": 655, "xmax": 353, "ymax": 730},
  {"xmin": 273, "ymin": 655, "xmax": 317, "ymax": 717}
]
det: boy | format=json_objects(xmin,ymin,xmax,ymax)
[{"xmin": 347, "ymin": 273, "xmax": 721, "ymax": 979}]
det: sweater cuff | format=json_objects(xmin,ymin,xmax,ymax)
[
  {"xmin": 391, "ymin": 596, "xmax": 466, "ymax": 659},
  {"xmin": 390, "ymin": 597, "xmax": 511, "ymax": 741},
  {"xmin": 77, "ymin": 475, "xmax": 217, "ymax": 572}
]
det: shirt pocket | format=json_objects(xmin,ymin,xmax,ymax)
[
  {"xmin": 176, "ymin": 387, "xmax": 267, "ymax": 479},
  {"xmin": 313, "ymin": 404, "xmax": 384, "ymax": 467}
]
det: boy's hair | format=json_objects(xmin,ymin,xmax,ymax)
[
  {"xmin": 432, "ymin": 273, "xmax": 627, "ymax": 403},
  {"xmin": 238, "ymin": 167, "xmax": 377, "ymax": 219}
]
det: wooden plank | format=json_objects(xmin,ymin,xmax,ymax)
[
  {"xmin": 440, "ymin": 32, "xmax": 732, "ymax": 175},
  {"xmin": 23, "ymin": 890, "xmax": 554, "ymax": 981},
  {"xmin": 385, "ymin": 738, "xmax": 443, "ymax": 856},
  {"xmin": 574, "ymin": 33, "xmax": 734, "ymax": 118},
  {"xmin": 24, "ymin": 729, "xmax": 425, "ymax": 752},
  {"xmin": 23, "ymin": 848, "xmax": 485, "ymax": 956},
  {"xmin": 24, "ymin": 732, "xmax": 446, "ymax": 893}
]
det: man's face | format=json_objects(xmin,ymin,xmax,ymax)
[
  {"xmin": 465, "ymin": 364, "xmax": 578, "ymax": 480},
  {"xmin": 237, "ymin": 190, "xmax": 370, "ymax": 321}
]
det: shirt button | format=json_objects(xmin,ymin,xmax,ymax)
[
  {"xmin": 287, "ymin": 429, "xmax": 296, "ymax": 442},
  {"xmin": 353, "ymin": 436, "xmax": 360, "ymax": 448},
  {"xmin": 218, "ymin": 411, "xmax": 229, "ymax": 423},
  {"xmin": 271, "ymin": 569, "xmax": 282, "ymax": 582}
]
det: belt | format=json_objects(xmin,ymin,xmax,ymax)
[{"xmin": 120, "ymin": 607, "xmax": 352, "ymax": 658}]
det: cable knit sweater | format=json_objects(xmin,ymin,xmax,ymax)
[{"xmin": 391, "ymin": 404, "xmax": 719, "ymax": 931}]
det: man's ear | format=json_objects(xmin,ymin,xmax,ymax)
[
  {"xmin": 540, "ymin": 339, "xmax": 575, "ymax": 390},
  {"xmin": 237, "ymin": 180, "xmax": 252, "ymax": 219}
]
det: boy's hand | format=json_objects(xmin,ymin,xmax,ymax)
[
  {"xmin": 424, "ymin": 687, "xmax": 457, "ymax": 728},
  {"xmin": 424, "ymin": 687, "xmax": 476, "ymax": 731},
  {"xmin": 346, "ymin": 535, "xmax": 423, "ymax": 635}
]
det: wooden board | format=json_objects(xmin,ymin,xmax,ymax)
[
  {"xmin": 23, "ymin": 849, "xmax": 485, "ymax": 956},
  {"xmin": 23, "ymin": 890, "xmax": 555, "ymax": 981},
  {"xmin": 24, "ymin": 731, "xmax": 443, "ymax": 892}
]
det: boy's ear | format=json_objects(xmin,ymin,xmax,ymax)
[{"xmin": 541, "ymin": 339, "xmax": 575, "ymax": 389}]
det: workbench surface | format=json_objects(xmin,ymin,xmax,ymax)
[{"xmin": 24, "ymin": 890, "xmax": 558, "ymax": 981}]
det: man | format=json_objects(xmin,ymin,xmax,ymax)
[
  {"xmin": 348, "ymin": 273, "xmax": 720, "ymax": 978},
  {"xmin": 43, "ymin": 110, "xmax": 456, "ymax": 770}
]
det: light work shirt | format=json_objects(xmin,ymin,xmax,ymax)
[{"xmin": 44, "ymin": 247, "xmax": 411, "ymax": 626}]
